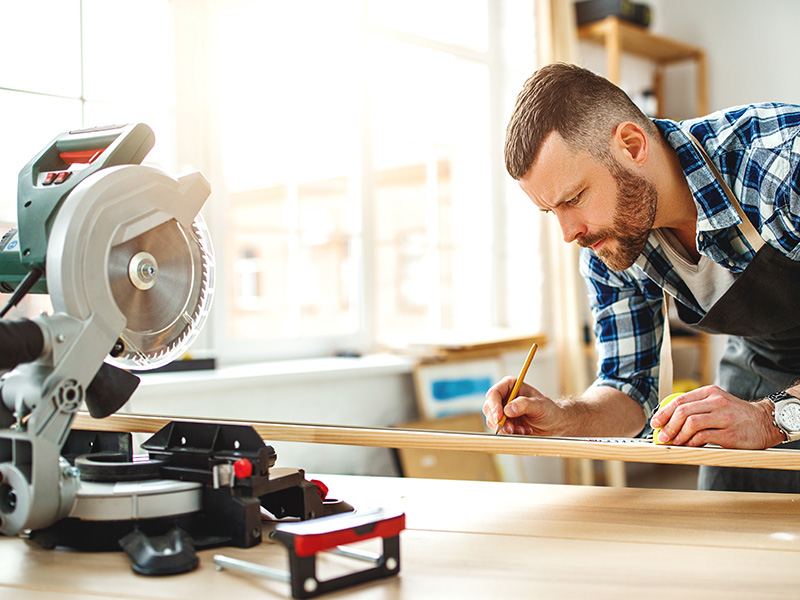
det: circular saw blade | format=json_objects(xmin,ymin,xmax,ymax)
[{"xmin": 106, "ymin": 215, "xmax": 214, "ymax": 371}]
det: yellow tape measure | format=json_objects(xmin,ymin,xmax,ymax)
[{"xmin": 653, "ymin": 392, "xmax": 682, "ymax": 445}]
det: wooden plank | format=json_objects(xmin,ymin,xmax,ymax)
[
  {"xmin": 74, "ymin": 412, "xmax": 800, "ymax": 471},
  {"xmin": 385, "ymin": 331, "xmax": 547, "ymax": 362},
  {"xmin": 388, "ymin": 331, "xmax": 545, "ymax": 353}
]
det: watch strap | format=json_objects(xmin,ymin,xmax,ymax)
[{"xmin": 766, "ymin": 391, "xmax": 800, "ymax": 443}]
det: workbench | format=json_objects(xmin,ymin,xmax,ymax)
[{"xmin": 1, "ymin": 474, "xmax": 799, "ymax": 599}]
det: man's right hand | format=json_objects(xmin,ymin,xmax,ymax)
[{"xmin": 482, "ymin": 376, "xmax": 565, "ymax": 436}]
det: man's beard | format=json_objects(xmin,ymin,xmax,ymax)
[{"xmin": 578, "ymin": 161, "xmax": 658, "ymax": 271}]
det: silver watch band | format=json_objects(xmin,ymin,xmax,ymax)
[{"xmin": 767, "ymin": 391, "xmax": 800, "ymax": 443}]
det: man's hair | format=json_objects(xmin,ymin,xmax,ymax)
[{"xmin": 504, "ymin": 62, "xmax": 658, "ymax": 180}]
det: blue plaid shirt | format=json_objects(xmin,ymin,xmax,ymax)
[{"xmin": 580, "ymin": 103, "xmax": 800, "ymax": 422}]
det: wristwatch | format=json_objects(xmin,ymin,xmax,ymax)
[{"xmin": 767, "ymin": 391, "xmax": 800, "ymax": 443}]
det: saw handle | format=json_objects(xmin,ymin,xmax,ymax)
[
  {"xmin": 0, "ymin": 318, "xmax": 44, "ymax": 369},
  {"xmin": 53, "ymin": 123, "xmax": 155, "ymax": 170},
  {"xmin": 0, "ymin": 318, "xmax": 138, "ymax": 418}
]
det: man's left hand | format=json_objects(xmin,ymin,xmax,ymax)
[{"xmin": 649, "ymin": 385, "xmax": 782, "ymax": 449}]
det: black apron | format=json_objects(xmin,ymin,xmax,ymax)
[{"xmin": 672, "ymin": 137, "xmax": 800, "ymax": 493}]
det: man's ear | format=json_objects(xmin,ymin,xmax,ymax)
[{"xmin": 612, "ymin": 121, "xmax": 649, "ymax": 167}]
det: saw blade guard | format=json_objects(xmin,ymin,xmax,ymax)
[{"xmin": 45, "ymin": 164, "xmax": 215, "ymax": 375}]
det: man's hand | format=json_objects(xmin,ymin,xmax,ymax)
[
  {"xmin": 483, "ymin": 376, "xmax": 567, "ymax": 436},
  {"xmin": 484, "ymin": 379, "xmax": 647, "ymax": 437},
  {"xmin": 649, "ymin": 385, "xmax": 782, "ymax": 449}
]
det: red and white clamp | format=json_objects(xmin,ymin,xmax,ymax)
[{"xmin": 214, "ymin": 506, "xmax": 405, "ymax": 599}]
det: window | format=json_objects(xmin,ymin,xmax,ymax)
[
  {"xmin": 1, "ymin": 0, "xmax": 543, "ymax": 365},
  {"xmin": 0, "ymin": 0, "xmax": 175, "ymax": 209},
  {"xmin": 0, "ymin": 0, "xmax": 175, "ymax": 321}
]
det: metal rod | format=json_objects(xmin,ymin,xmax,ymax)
[
  {"xmin": 327, "ymin": 545, "xmax": 381, "ymax": 563},
  {"xmin": 213, "ymin": 554, "xmax": 290, "ymax": 582}
]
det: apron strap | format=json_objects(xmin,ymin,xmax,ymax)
[
  {"xmin": 658, "ymin": 294, "xmax": 674, "ymax": 404},
  {"xmin": 657, "ymin": 133, "xmax": 765, "ymax": 405},
  {"xmin": 687, "ymin": 132, "xmax": 765, "ymax": 252}
]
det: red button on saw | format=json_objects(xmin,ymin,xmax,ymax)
[
  {"xmin": 232, "ymin": 458, "xmax": 252, "ymax": 479},
  {"xmin": 54, "ymin": 171, "xmax": 70, "ymax": 184}
]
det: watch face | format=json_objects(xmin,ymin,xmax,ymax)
[{"xmin": 779, "ymin": 402, "xmax": 800, "ymax": 431}]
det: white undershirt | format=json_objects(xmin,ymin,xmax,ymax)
[{"xmin": 654, "ymin": 228, "xmax": 736, "ymax": 311}]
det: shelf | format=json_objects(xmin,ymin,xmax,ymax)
[
  {"xmin": 577, "ymin": 16, "xmax": 708, "ymax": 117},
  {"xmin": 578, "ymin": 16, "xmax": 705, "ymax": 64}
]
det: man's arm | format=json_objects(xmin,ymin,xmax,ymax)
[{"xmin": 484, "ymin": 378, "xmax": 646, "ymax": 437}]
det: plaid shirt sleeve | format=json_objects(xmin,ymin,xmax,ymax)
[{"xmin": 579, "ymin": 246, "xmax": 667, "ymax": 423}]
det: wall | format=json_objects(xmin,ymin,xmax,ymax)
[{"xmin": 649, "ymin": 0, "xmax": 800, "ymax": 113}]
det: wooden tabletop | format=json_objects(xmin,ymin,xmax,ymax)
[{"xmin": 1, "ymin": 475, "xmax": 799, "ymax": 599}]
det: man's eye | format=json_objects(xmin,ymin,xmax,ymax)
[{"xmin": 567, "ymin": 193, "xmax": 581, "ymax": 205}]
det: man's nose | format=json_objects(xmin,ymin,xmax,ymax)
[{"xmin": 557, "ymin": 213, "xmax": 587, "ymax": 243}]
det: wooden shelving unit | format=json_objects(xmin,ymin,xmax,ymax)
[
  {"xmin": 578, "ymin": 16, "xmax": 709, "ymax": 118},
  {"xmin": 574, "ymin": 17, "xmax": 714, "ymax": 489}
]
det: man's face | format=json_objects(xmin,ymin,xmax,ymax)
[{"xmin": 519, "ymin": 131, "xmax": 657, "ymax": 271}]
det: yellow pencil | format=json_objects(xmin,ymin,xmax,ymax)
[{"xmin": 495, "ymin": 342, "xmax": 538, "ymax": 435}]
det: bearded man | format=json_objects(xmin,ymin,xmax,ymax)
[{"xmin": 483, "ymin": 63, "xmax": 800, "ymax": 493}]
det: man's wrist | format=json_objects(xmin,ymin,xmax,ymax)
[
  {"xmin": 761, "ymin": 398, "xmax": 788, "ymax": 446},
  {"xmin": 763, "ymin": 391, "xmax": 800, "ymax": 445}
]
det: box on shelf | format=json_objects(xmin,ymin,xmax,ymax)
[{"xmin": 575, "ymin": 0, "xmax": 652, "ymax": 28}]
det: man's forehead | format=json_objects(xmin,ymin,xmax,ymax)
[{"xmin": 520, "ymin": 132, "xmax": 583, "ymax": 209}]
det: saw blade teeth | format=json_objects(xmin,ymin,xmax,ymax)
[{"xmin": 107, "ymin": 212, "xmax": 215, "ymax": 372}]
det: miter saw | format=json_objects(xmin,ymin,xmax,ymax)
[{"xmin": 0, "ymin": 125, "xmax": 360, "ymax": 581}]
